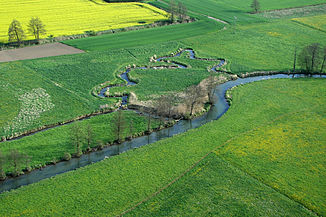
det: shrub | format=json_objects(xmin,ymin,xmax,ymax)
[{"xmin": 63, "ymin": 152, "xmax": 71, "ymax": 161}]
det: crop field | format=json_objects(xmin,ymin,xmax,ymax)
[
  {"xmin": 0, "ymin": 0, "xmax": 168, "ymax": 43},
  {"xmin": 0, "ymin": 79, "xmax": 325, "ymax": 216},
  {"xmin": 292, "ymin": 14, "xmax": 326, "ymax": 32},
  {"xmin": 153, "ymin": 0, "xmax": 326, "ymax": 23},
  {"xmin": 1, "ymin": 0, "xmax": 326, "ymax": 215},
  {"xmin": 63, "ymin": 19, "xmax": 223, "ymax": 51},
  {"xmin": 127, "ymin": 155, "xmax": 315, "ymax": 216}
]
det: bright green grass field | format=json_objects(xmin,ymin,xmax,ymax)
[
  {"xmin": 0, "ymin": 78, "xmax": 325, "ymax": 216},
  {"xmin": 127, "ymin": 154, "xmax": 314, "ymax": 216},
  {"xmin": 0, "ymin": 110, "xmax": 161, "ymax": 174},
  {"xmin": 182, "ymin": 19, "xmax": 326, "ymax": 73},
  {"xmin": 154, "ymin": 0, "xmax": 326, "ymax": 23},
  {"xmin": 63, "ymin": 19, "xmax": 223, "ymax": 51},
  {"xmin": 0, "ymin": 43, "xmax": 181, "ymax": 138}
]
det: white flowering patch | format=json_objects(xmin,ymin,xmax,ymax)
[{"xmin": 4, "ymin": 88, "xmax": 55, "ymax": 135}]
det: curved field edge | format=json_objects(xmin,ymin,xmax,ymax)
[{"xmin": 0, "ymin": 78, "xmax": 325, "ymax": 216}]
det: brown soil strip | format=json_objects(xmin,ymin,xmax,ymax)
[{"xmin": 0, "ymin": 42, "xmax": 84, "ymax": 63}]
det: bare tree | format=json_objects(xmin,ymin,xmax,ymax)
[
  {"xmin": 27, "ymin": 17, "xmax": 46, "ymax": 43},
  {"xmin": 250, "ymin": 0, "xmax": 260, "ymax": 13},
  {"xmin": 0, "ymin": 151, "xmax": 6, "ymax": 180},
  {"xmin": 113, "ymin": 110, "xmax": 126, "ymax": 143},
  {"xmin": 9, "ymin": 149, "xmax": 25, "ymax": 176},
  {"xmin": 178, "ymin": 2, "xmax": 187, "ymax": 22},
  {"xmin": 169, "ymin": 0, "xmax": 177, "ymax": 23},
  {"xmin": 85, "ymin": 124, "xmax": 93, "ymax": 151},
  {"xmin": 71, "ymin": 124, "xmax": 83, "ymax": 157},
  {"xmin": 146, "ymin": 111, "xmax": 152, "ymax": 133},
  {"xmin": 299, "ymin": 43, "xmax": 321, "ymax": 73},
  {"xmin": 156, "ymin": 94, "xmax": 177, "ymax": 119},
  {"xmin": 8, "ymin": 19, "xmax": 25, "ymax": 46},
  {"xmin": 129, "ymin": 119, "xmax": 134, "ymax": 138},
  {"xmin": 206, "ymin": 72, "xmax": 219, "ymax": 104},
  {"xmin": 185, "ymin": 85, "xmax": 205, "ymax": 116},
  {"xmin": 320, "ymin": 46, "xmax": 326, "ymax": 73},
  {"xmin": 293, "ymin": 47, "xmax": 297, "ymax": 73}
]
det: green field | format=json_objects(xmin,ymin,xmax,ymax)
[
  {"xmin": 0, "ymin": 79, "xmax": 325, "ymax": 216},
  {"xmin": 1, "ymin": 0, "xmax": 326, "ymax": 215},
  {"xmin": 0, "ymin": 110, "xmax": 161, "ymax": 174},
  {"xmin": 0, "ymin": 43, "xmax": 182, "ymax": 138},
  {"xmin": 152, "ymin": 0, "xmax": 326, "ymax": 23},
  {"xmin": 63, "ymin": 19, "xmax": 223, "ymax": 51}
]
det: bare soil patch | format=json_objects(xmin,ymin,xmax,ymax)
[{"xmin": 0, "ymin": 42, "xmax": 84, "ymax": 63}]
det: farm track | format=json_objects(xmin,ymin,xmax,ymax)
[
  {"xmin": 0, "ymin": 43, "xmax": 84, "ymax": 63},
  {"xmin": 119, "ymin": 106, "xmax": 321, "ymax": 217}
]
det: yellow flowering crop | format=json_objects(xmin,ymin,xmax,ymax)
[
  {"xmin": 292, "ymin": 14, "xmax": 326, "ymax": 32},
  {"xmin": 0, "ymin": 0, "xmax": 169, "ymax": 43}
]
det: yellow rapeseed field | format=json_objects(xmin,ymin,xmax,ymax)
[
  {"xmin": 0, "ymin": 0, "xmax": 168, "ymax": 43},
  {"xmin": 292, "ymin": 14, "xmax": 326, "ymax": 32}
]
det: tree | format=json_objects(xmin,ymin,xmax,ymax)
[
  {"xmin": 71, "ymin": 124, "xmax": 83, "ymax": 157},
  {"xmin": 185, "ymin": 85, "xmax": 205, "ymax": 116},
  {"xmin": 177, "ymin": 2, "xmax": 187, "ymax": 22},
  {"xmin": 299, "ymin": 43, "xmax": 321, "ymax": 73},
  {"xmin": 206, "ymin": 72, "xmax": 218, "ymax": 104},
  {"xmin": 293, "ymin": 47, "xmax": 297, "ymax": 73},
  {"xmin": 85, "ymin": 124, "xmax": 93, "ymax": 151},
  {"xmin": 250, "ymin": 0, "xmax": 260, "ymax": 13},
  {"xmin": 169, "ymin": 0, "xmax": 177, "ymax": 23},
  {"xmin": 27, "ymin": 17, "xmax": 46, "ymax": 43},
  {"xmin": 9, "ymin": 149, "xmax": 25, "ymax": 176},
  {"xmin": 0, "ymin": 151, "xmax": 6, "ymax": 180},
  {"xmin": 129, "ymin": 119, "xmax": 134, "ymax": 138},
  {"xmin": 320, "ymin": 46, "xmax": 326, "ymax": 73},
  {"xmin": 113, "ymin": 110, "xmax": 126, "ymax": 143},
  {"xmin": 8, "ymin": 19, "xmax": 25, "ymax": 46}
]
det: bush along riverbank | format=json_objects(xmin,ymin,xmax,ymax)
[{"xmin": 0, "ymin": 110, "xmax": 175, "ymax": 180}]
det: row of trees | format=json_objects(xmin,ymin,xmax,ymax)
[
  {"xmin": 294, "ymin": 43, "xmax": 326, "ymax": 73},
  {"xmin": 8, "ymin": 17, "xmax": 46, "ymax": 46}
]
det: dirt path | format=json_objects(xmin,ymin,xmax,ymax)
[{"xmin": 0, "ymin": 42, "xmax": 84, "ymax": 63}]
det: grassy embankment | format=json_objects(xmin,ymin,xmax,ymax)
[{"xmin": 0, "ymin": 78, "xmax": 325, "ymax": 216}]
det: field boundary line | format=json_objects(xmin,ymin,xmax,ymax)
[
  {"xmin": 256, "ymin": 3, "xmax": 326, "ymax": 13},
  {"xmin": 118, "ymin": 105, "xmax": 315, "ymax": 216},
  {"xmin": 291, "ymin": 20, "xmax": 326, "ymax": 34}
]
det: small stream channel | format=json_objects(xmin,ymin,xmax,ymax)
[{"xmin": 1, "ymin": 48, "xmax": 325, "ymax": 194}]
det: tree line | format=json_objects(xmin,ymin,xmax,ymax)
[{"xmin": 8, "ymin": 17, "xmax": 46, "ymax": 46}]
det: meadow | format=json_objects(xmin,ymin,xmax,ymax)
[
  {"xmin": 292, "ymin": 14, "xmax": 326, "ymax": 32},
  {"xmin": 63, "ymin": 19, "xmax": 223, "ymax": 51},
  {"xmin": 181, "ymin": 19, "xmax": 326, "ymax": 73},
  {"xmin": 0, "ymin": 0, "xmax": 326, "ymax": 215},
  {"xmin": 0, "ymin": 110, "xmax": 161, "ymax": 174},
  {"xmin": 152, "ymin": 0, "xmax": 326, "ymax": 23},
  {"xmin": 0, "ymin": 43, "xmax": 181, "ymax": 138},
  {"xmin": 0, "ymin": 78, "xmax": 325, "ymax": 216},
  {"xmin": 0, "ymin": 0, "xmax": 168, "ymax": 43}
]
